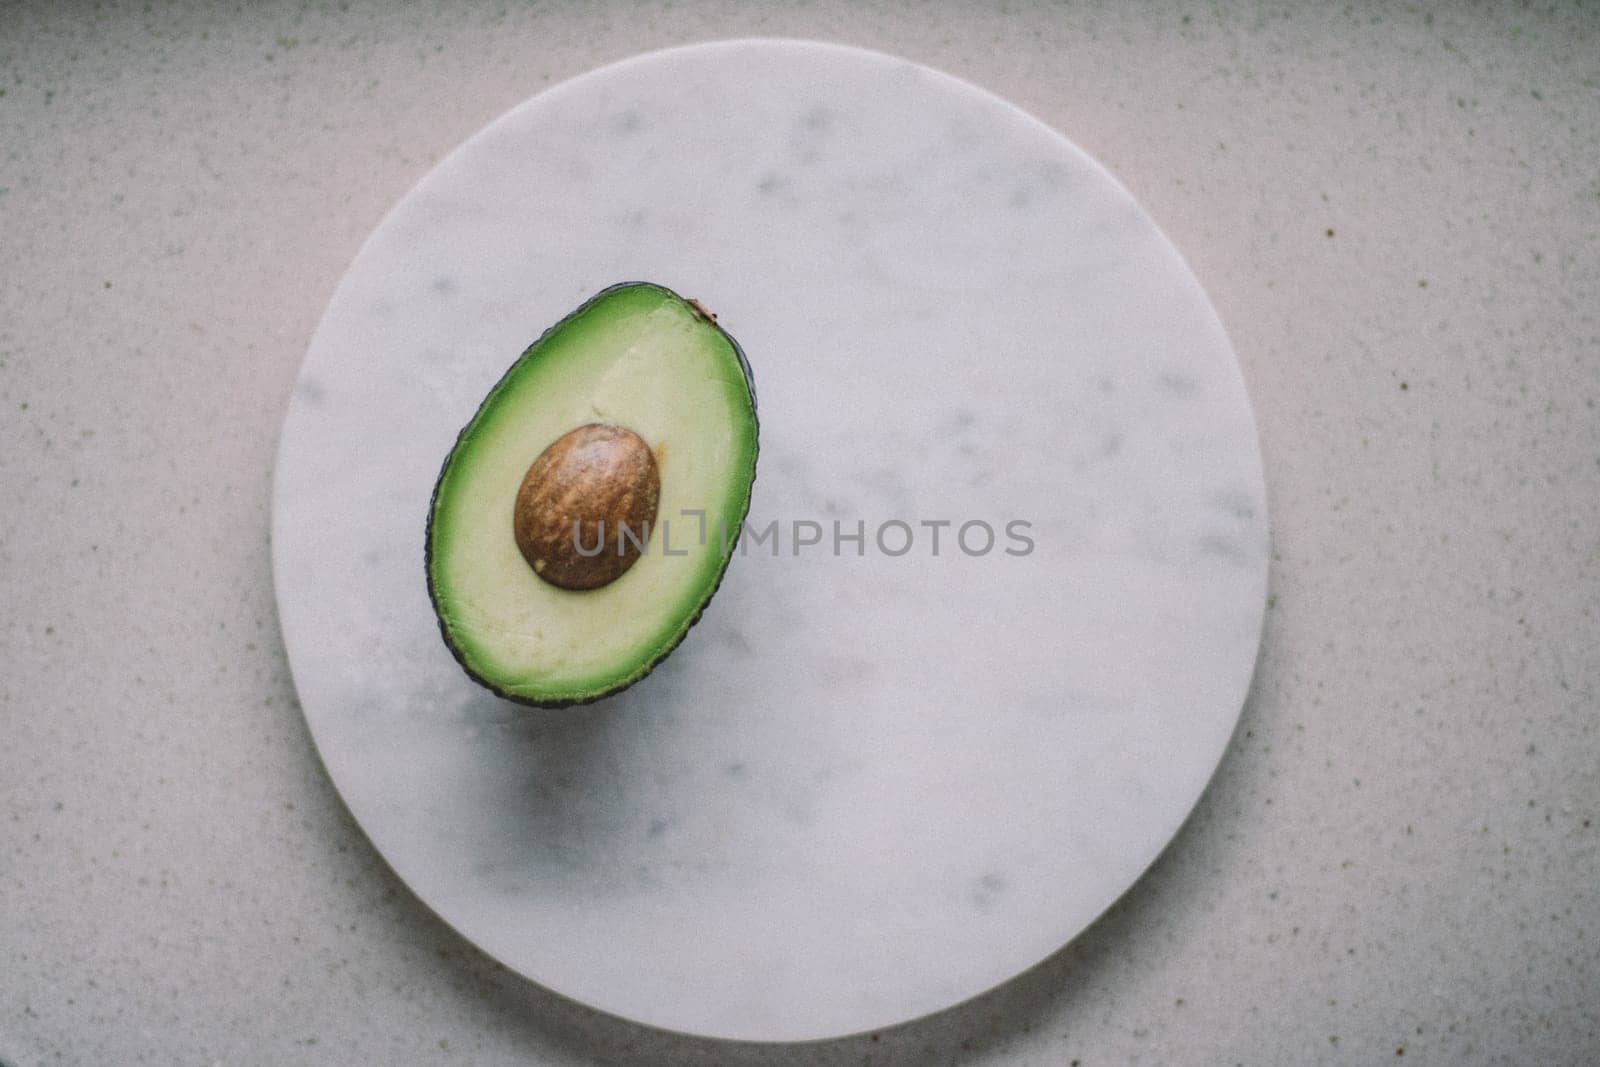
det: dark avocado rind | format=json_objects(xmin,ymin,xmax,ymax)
[{"xmin": 425, "ymin": 282, "xmax": 759, "ymax": 708}]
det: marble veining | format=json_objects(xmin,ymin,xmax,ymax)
[{"xmin": 271, "ymin": 40, "xmax": 1268, "ymax": 1042}]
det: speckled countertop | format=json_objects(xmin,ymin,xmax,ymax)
[{"xmin": 1, "ymin": 2, "xmax": 1596, "ymax": 1065}]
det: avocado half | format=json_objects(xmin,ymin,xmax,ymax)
[{"xmin": 425, "ymin": 282, "xmax": 759, "ymax": 707}]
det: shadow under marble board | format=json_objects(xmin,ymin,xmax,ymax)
[{"xmin": 271, "ymin": 39, "xmax": 1269, "ymax": 1042}]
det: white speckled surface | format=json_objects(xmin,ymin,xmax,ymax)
[
  {"xmin": 2, "ymin": 2, "xmax": 1598, "ymax": 1064},
  {"xmin": 272, "ymin": 40, "xmax": 1266, "ymax": 1041}
]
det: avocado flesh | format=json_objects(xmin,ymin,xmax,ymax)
[{"xmin": 426, "ymin": 283, "xmax": 758, "ymax": 706}]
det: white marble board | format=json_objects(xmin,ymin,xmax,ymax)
[{"xmin": 271, "ymin": 39, "xmax": 1269, "ymax": 1042}]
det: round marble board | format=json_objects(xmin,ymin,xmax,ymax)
[{"xmin": 271, "ymin": 39, "xmax": 1268, "ymax": 1042}]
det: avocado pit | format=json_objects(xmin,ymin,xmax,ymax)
[{"xmin": 513, "ymin": 423, "xmax": 660, "ymax": 591}]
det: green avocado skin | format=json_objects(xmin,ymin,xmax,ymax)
[{"xmin": 424, "ymin": 282, "xmax": 759, "ymax": 708}]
